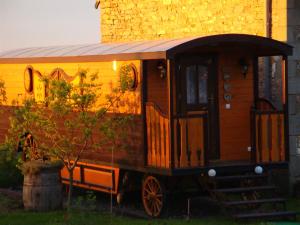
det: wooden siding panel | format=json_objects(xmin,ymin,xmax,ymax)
[
  {"xmin": 160, "ymin": 116, "xmax": 166, "ymax": 168},
  {"xmin": 261, "ymin": 115, "xmax": 269, "ymax": 162},
  {"xmin": 271, "ymin": 114, "xmax": 279, "ymax": 162},
  {"xmin": 0, "ymin": 61, "xmax": 142, "ymax": 114},
  {"xmin": 145, "ymin": 59, "xmax": 170, "ymax": 168},
  {"xmin": 179, "ymin": 119, "xmax": 188, "ymax": 167},
  {"xmin": 218, "ymin": 53, "xmax": 253, "ymax": 161},
  {"xmin": 174, "ymin": 116, "xmax": 206, "ymax": 168},
  {"xmin": 76, "ymin": 115, "xmax": 144, "ymax": 167},
  {"xmin": 280, "ymin": 114, "xmax": 285, "ymax": 161},
  {"xmin": 150, "ymin": 108, "xmax": 156, "ymax": 166},
  {"xmin": 145, "ymin": 103, "xmax": 170, "ymax": 168},
  {"xmin": 61, "ymin": 161, "xmax": 120, "ymax": 194},
  {"xmin": 254, "ymin": 112, "xmax": 285, "ymax": 164},
  {"xmin": 0, "ymin": 60, "xmax": 144, "ymax": 169},
  {"xmin": 146, "ymin": 106, "xmax": 152, "ymax": 165},
  {"xmin": 146, "ymin": 60, "xmax": 168, "ymax": 114},
  {"xmin": 256, "ymin": 115, "xmax": 261, "ymax": 162},
  {"xmin": 173, "ymin": 120, "xmax": 179, "ymax": 167},
  {"xmin": 165, "ymin": 117, "xmax": 170, "ymax": 168},
  {"xmin": 188, "ymin": 118, "xmax": 202, "ymax": 167},
  {"xmin": 155, "ymin": 110, "xmax": 161, "ymax": 167}
]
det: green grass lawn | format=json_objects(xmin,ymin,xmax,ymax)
[
  {"xmin": 0, "ymin": 211, "xmax": 277, "ymax": 225},
  {"xmin": 0, "ymin": 193, "xmax": 299, "ymax": 225}
]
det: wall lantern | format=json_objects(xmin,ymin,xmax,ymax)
[
  {"xmin": 157, "ymin": 61, "xmax": 166, "ymax": 79},
  {"xmin": 238, "ymin": 58, "xmax": 249, "ymax": 78}
]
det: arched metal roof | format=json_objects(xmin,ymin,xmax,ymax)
[{"xmin": 0, "ymin": 34, "xmax": 293, "ymax": 63}]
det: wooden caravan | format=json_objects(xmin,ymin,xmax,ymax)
[{"xmin": 0, "ymin": 34, "xmax": 294, "ymax": 218}]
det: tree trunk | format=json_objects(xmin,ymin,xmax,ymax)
[{"xmin": 67, "ymin": 168, "xmax": 74, "ymax": 211}]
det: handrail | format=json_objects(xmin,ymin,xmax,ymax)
[
  {"xmin": 145, "ymin": 102, "xmax": 168, "ymax": 118},
  {"xmin": 255, "ymin": 98, "xmax": 277, "ymax": 111}
]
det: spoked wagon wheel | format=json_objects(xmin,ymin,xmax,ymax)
[{"xmin": 142, "ymin": 175, "xmax": 166, "ymax": 217}]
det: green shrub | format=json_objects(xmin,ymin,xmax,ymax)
[{"xmin": 0, "ymin": 145, "xmax": 23, "ymax": 188}]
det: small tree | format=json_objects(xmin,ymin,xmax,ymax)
[
  {"xmin": 0, "ymin": 79, "xmax": 23, "ymax": 188},
  {"xmin": 6, "ymin": 68, "xmax": 132, "ymax": 210},
  {"xmin": 0, "ymin": 79, "xmax": 7, "ymax": 106}
]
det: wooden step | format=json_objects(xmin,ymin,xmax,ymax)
[
  {"xmin": 214, "ymin": 185, "xmax": 276, "ymax": 193},
  {"xmin": 223, "ymin": 198, "xmax": 285, "ymax": 206},
  {"xmin": 215, "ymin": 174, "xmax": 268, "ymax": 181},
  {"xmin": 233, "ymin": 211, "xmax": 297, "ymax": 220}
]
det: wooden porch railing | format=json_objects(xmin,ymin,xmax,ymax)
[
  {"xmin": 146, "ymin": 102, "xmax": 170, "ymax": 168},
  {"xmin": 252, "ymin": 110, "xmax": 285, "ymax": 163},
  {"xmin": 174, "ymin": 113, "xmax": 208, "ymax": 168}
]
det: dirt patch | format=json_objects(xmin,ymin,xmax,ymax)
[{"xmin": 0, "ymin": 188, "xmax": 22, "ymax": 199}]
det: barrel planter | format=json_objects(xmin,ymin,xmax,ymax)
[{"xmin": 22, "ymin": 160, "xmax": 63, "ymax": 211}]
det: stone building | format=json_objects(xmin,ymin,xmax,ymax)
[{"xmin": 99, "ymin": 0, "xmax": 300, "ymax": 188}]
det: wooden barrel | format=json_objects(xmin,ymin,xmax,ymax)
[{"xmin": 23, "ymin": 161, "xmax": 62, "ymax": 211}]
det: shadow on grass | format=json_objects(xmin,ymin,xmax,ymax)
[{"xmin": 0, "ymin": 191, "xmax": 299, "ymax": 225}]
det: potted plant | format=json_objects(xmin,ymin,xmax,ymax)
[
  {"xmin": 5, "ymin": 98, "xmax": 64, "ymax": 211},
  {"xmin": 6, "ymin": 68, "xmax": 132, "ymax": 211}
]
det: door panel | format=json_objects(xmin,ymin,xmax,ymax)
[{"xmin": 173, "ymin": 114, "xmax": 207, "ymax": 168}]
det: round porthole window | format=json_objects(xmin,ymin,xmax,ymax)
[
  {"xmin": 24, "ymin": 66, "xmax": 34, "ymax": 93},
  {"xmin": 119, "ymin": 64, "xmax": 138, "ymax": 91}
]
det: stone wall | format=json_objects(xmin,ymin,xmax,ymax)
[
  {"xmin": 287, "ymin": 0, "xmax": 300, "ymax": 191},
  {"xmin": 100, "ymin": 0, "xmax": 267, "ymax": 42},
  {"xmin": 272, "ymin": 0, "xmax": 287, "ymax": 41}
]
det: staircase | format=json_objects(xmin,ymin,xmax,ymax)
[{"xmin": 204, "ymin": 171, "xmax": 297, "ymax": 221}]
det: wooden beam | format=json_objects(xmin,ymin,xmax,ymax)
[
  {"xmin": 167, "ymin": 59, "xmax": 175, "ymax": 169},
  {"xmin": 283, "ymin": 56, "xmax": 289, "ymax": 162},
  {"xmin": 141, "ymin": 60, "xmax": 148, "ymax": 166}
]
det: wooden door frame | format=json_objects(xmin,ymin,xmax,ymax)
[
  {"xmin": 283, "ymin": 55, "xmax": 289, "ymax": 162},
  {"xmin": 175, "ymin": 54, "xmax": 220, "ymax": 162}
]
